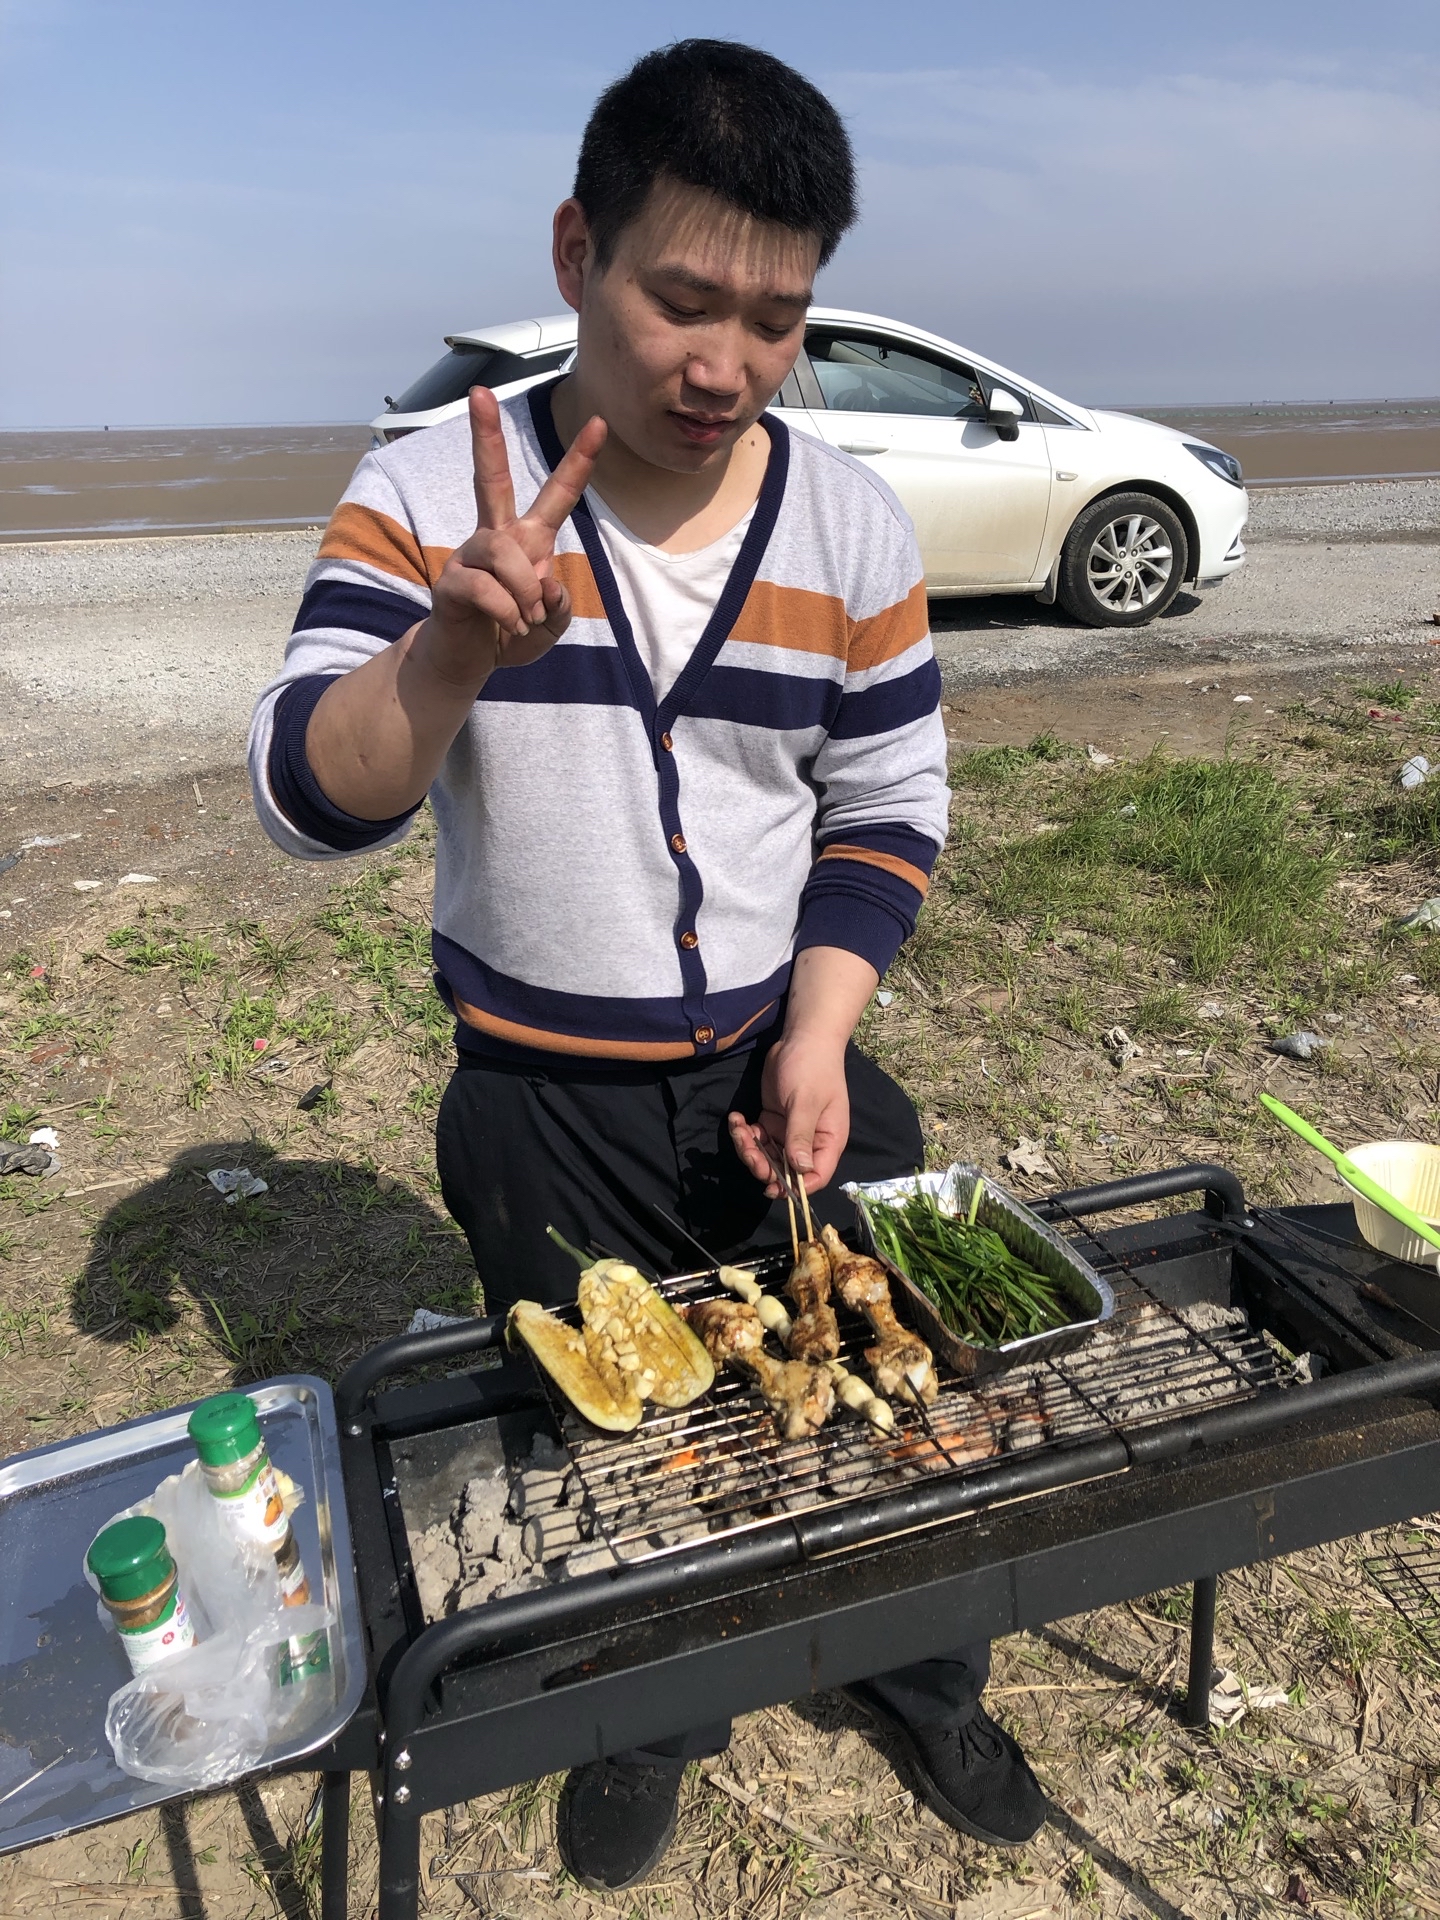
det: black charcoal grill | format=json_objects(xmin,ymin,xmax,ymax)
[
  {"xmin": 10, "ymin": 1164, "xmax": 1435, "ymax": 1920},
  {"xmin": 313, "ymin": 1164, "xmax": 1440, "ymax": 1919}
]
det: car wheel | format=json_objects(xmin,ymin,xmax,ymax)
[{"xmin": 1056, "ymin": 492, "xmax": 1189, "ymax": 628}]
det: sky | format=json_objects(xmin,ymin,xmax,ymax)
[{"xmin": 1, "ymin": 0, "xmax": 1437, "ymax": 427}]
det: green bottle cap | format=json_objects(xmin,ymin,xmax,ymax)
[
  {"xmin": 188, "ymin": 1391, "xmax": 263, "ymax": 1466},
  {"xmin": 87, "ymin": 1515, "xmax": 173, "ymax": 1602}
]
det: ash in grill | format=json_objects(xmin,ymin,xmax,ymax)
[
  {"xmin": 534, "ymin": 1248, "xmax": 1298, "ymax": 1572},
  {"xmin": 407, "ymin": 1431, "xmax": 619, "ymax": 1621}
]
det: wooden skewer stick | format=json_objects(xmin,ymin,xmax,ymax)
[
  {"xmin": 774, "ymin": 1149, "xmax": 799, "ymax": 1262},
  {"xmin": 793, "ymin": 1159, "xmax": 815, "ymax": 1244}
]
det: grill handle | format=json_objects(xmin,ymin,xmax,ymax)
[
  {"xmin": 1031, "ymin": 1162, "xmax": 1249, "ymax": 1226},
  {"xmin": 335, "ymin": 1315, "xmax": 506, "ymax": 1422}
]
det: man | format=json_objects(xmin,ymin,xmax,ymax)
[{"xmin": 250, "ymin": 38, "xmax": 1046, "ymax": 1890}]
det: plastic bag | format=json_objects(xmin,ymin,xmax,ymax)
[{"xmin": 84, "ymin": 1458, "xmax": 335, "ymax": 1788}]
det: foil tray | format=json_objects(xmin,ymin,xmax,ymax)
[
  {"xmin": 0, "ymin": 1376, "xmax": 365, "ymax": 1857},
  {"xmin": 844, "ymin": 1165, "xmax": 1115, "ymax": 1380}
]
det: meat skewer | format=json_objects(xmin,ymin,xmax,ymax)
[
  {"xmin": 769, "ymin": 1155, "xmax": 840, "ymax": 1363},
  {"xmin": 785, "ymin": 1235, "xmax": 841, "ymax": 1362},
  {"xmin": 821, "ymin": 1223, "xmax": 939, "ymax": 1406},
  {"xmin": 687, "ymin": 1299, "xmax": 836, "ymax": 1441},
  {"xmin": 652, "ymin": 1207, "xmax": 895, "ymax": 1434}
]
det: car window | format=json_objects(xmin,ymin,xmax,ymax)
[
  {"xmin": 805, "ymin": 332, "xmax": 988, "ymax": 419},
  {"xmin": 389, "ymin": 345, "xmax": 569, "ymax": 414}
]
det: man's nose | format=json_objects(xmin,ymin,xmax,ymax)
[{"xmin": 683, "ymin": 332, "xmax": 747, "ymax": 399}]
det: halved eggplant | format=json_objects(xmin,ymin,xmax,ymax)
[
  {"xmin": 577, "ymin": 1262, "xmax": 715, "ymax": 1409},
  {"xmin": 506, "ymin": 1299, "xmax": 643, "ymax": 1432}
]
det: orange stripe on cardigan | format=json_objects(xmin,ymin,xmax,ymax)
[
  {"xmin": 728, "ymin": 580, "xmax": 849, "ymax": 661},
  {"xmin": 848, "ymin": 580, "xmax": 930, "ymax": 674},
  {"xmin": 319, "ymin": 502, "xmax": 451, "ymax": 588},
  {"xmin": 453, "ymin": 996, "xmax": 778, "ymax": 1060},
  {"xmin": 816, "ymin": 844, "xmax": 930, "ymax": 896}
]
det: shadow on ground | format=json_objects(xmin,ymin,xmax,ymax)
[{"xmin": 69, "ymin": 1141, "xmax": 478, "ymax": 1386}]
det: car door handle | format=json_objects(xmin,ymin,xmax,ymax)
[{"xmin": 838, "ymin": 441, "xmax": 888, "ymax": 455}]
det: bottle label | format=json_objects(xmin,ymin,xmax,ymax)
[
  {"xmin": 213, "ymin": 1457, "xmax": 289, "ymax": 1549},
  {"xmin": 278, "ymin": 1630, "xmax": 331, "ymax": 1687},
  {"xmin": 119, "ymin": 1590, "xmax": 196, "ymax": 1674}
]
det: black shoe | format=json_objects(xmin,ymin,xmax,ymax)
[
  {"xmin": 846, "ymin": 1691, "xmax": 1047, "ymax": 1847},
  {"xmin": 556, "ymin": 1759, "xmax": 682, "ymax": 1890}
]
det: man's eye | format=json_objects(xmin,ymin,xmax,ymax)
[{"xmin": 660, "ymin": 299, "xmax": 704, "ymax": 321}]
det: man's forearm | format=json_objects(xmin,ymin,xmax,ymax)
[
  {"xmin": 304, "ymin": 616, "xmax": 496, "ymax": 821},
  {"xmin": 783, "ymin": 945, "xmax": 880, "ymax": 1049}
]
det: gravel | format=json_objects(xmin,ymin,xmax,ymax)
[
  {"xmin": 1246, "ymin": 478, "xmax": 1440, "ymax": 540},
  {"xmin": 0, "ymin": 530, "xmax": 319, "ymax": 610}
]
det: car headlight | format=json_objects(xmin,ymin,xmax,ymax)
[{"xmin": 1184, "ymin": 441, "xmax": 1244, "ymax": 488}]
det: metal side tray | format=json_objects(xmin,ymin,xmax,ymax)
[
  {"xmin": 845, "ymin": 1165, "xmax": 1115, "ymax": 1379},
  {"xmin": 0, "ymin": 1375, "xmax": 365, "ymax": 1857}
]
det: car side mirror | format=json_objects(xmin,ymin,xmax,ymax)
[{"xmin": 984, "ymin": 387, "xmax": 1024, "ymax": 442}]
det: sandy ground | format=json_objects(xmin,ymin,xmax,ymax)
[{"xmin": 2, "ymin": 481, "xmax": 1438, "ymax": 797}]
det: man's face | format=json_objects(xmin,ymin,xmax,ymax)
[{"xmin": 555, "ymin": 179, "xmax": 820, "ymax": 473}]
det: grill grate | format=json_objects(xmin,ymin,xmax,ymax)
[
  {"xmin": 542, "ymin": 1245, "xmax": 1290, "ymax": 1567},
  {"xmin": 1365, "ymin": 1537, "xmax": 1440, "ymax": 1660}
]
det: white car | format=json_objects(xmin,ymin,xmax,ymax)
[{"xmin": 372, "ymin": 309, "xmax": 1247, "ymax": 628}]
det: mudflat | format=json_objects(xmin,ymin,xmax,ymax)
[
  {"xmin": 0, "ymin": 424, "xmax": 371, "ymax": 540},
  {"xmin": 2, "ymin": 401, "xmax": 1437, "ymax": 540}
]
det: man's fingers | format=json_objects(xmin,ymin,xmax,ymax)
[
  {"xmin": 529, "ymin": 414, "xmax": 607, "ymax": 534},
  {"xmin": 538, "ymin": 574, "xmax": 572, "ymax": 635},
  {"xmin": 468, "ymin": 387, "xmax": 518, "ymax": 532},
  {"xmin": 727, "ymin": 1111, "xmax": 782, "ymax": 1197}
]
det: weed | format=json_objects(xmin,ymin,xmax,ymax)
[
  {"xmin": 1, "ymin": 1103, "xmax": 40, "ymax": 1138},
  {"xmin": 245, "ymin": 921, "xmax": 312, "ymax": 986},
  {"xmin": 1355, "ymin": 676, "xmax": 1419, "ymax": 710}
]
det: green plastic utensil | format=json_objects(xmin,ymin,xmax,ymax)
[{"xmin": 1259, "ymin": 1092, "xmax": 1440, "ymax": 1255}]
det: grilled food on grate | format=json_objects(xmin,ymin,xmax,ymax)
[
  {"xmin": 576, "ymin": 1261, "xmax": 715, "ymax": 1410},
  {"xmin": 688, "ymin": 1298, "xmax": 837, "ymax": 1440},
  {"xmin": 785, "ymin": 1239, "xmax": 841, "ymax": 1361},
  {"xmin": 821, "ymin": 1225, "xmax": 939, "ymax": 1406},
  {"xmin": 507, "ymin": 1301, "xmax": 644, "ymax": 1432},
  {"xmin": 714, "ymin": 1265, "xmax": 894, "ymax": 1432}
]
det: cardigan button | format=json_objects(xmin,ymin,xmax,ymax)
[
  {"xmin": 660, "ymin": 732, "xmax": 674, "ymax": 751},
  {"xmin": 694, "ymin": 1025, "xmax": 715, "ymax": 1045},
  {"xmin": 670, "ymin": 833, "xmax": 687, "ymax": 854},
  {"xmin": 679, "ymin": 931, "xmax": 699, "ymax": 951}
]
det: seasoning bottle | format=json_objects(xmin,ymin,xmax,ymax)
[
  {"xmin": 188, "ymin": 1392, "xmax": 329, "ymax": 1684},
  {"xmin": 87, "ymin": 1515, "xmax": 197, "ymax": 1675}
]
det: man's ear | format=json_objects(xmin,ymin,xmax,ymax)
[{"xmin": 552, "ymin": 199, "xmax": 593, "ymax": 315}]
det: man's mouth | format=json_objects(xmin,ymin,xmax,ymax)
[{"xmin": 669, "ymin": 411, "xmax": 735, "ymax": 447}]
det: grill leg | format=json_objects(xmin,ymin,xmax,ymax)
[
  {"xmin": 1184, "ymin": 1574, "xmax": 1218, "ymax": 1729},
  {"xmin": 320, "ymin": 1772, "xmax": 351, "ymax": 1920},
  {"xmin": 377, "ymin": 1806, "xmax": 422, "ymax": 1920}
]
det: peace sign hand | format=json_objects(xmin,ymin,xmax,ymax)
[{"xmin": 426, "ymin": 385, "xmax": 606, "ymax": 679}]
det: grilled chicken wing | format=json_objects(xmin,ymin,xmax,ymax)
[
  {"xmin": 687, "ymin": 1298, "xmax": 836, "ymax": 1440},
  {"xmin": 821, "ymin": 1224, "xmax": 939, "ymax": 1405},
  {"xmin": 785, "ymin": 1238, "xmax": 840, "ymax": 1362}
]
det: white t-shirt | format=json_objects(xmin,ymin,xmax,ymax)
[{"xmin": 587, "ymin": 490, "xmax": 755, "ymax": 700}]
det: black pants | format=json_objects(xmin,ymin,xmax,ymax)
[{"xmin": 437, "ymin": 1038, "xmax": 989, "ymax": 1762}]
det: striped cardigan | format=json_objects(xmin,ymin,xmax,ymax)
[{"xmin": 249, "ymin": 381, "xmax": 950, "ymax": 1062}]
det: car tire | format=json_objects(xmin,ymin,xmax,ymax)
[{"xmin": 1056, "ymin": 492, "xmax": 1189, "ymax": 627}]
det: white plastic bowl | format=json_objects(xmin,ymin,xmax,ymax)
[{"xmin": 1340, "ymin": 1139, "xmax": 1440, "ymax": 1268}]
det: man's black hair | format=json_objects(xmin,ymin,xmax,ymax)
[{"xmin": 574, "ymin": 40, "xmax": 857, "ymax": 269}]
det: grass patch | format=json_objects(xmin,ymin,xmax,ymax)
[{"xmin": 955, "ymin": 752, "xmax": 1341, "ymax": 988}]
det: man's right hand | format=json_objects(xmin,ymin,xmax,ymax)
[
  {"xmin": 304, "ymin": 385, "xmax": 606, "ymax": 822},
  {"xmin": 420, "ymin": 385, "xmax": 607, "ymax": 686}
]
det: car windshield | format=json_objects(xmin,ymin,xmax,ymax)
[
  {"xmin": 389, "ymin": 345, "xmax": 569, "ymax": 414},
  {"xmin": 807, "ymin": 333, "xmax": 987, "ymax": 419}
]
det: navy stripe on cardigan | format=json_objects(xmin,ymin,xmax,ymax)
[
  {"xmin": 268, "ymin": 674, "xmax": 420, "ymax": 852},
  {"xmin": 433, "ymin": 930, "xmax": 791, "ymax": 1051},
  {"xmin": 796, "ymin": 856, "xmax": 925, "ymax": 976},
  {"xmin": 293, "ymin": 578, "xmax": 429, "ymax": 645},
  {"xmin": 829, "ymin": 658, "xmax": 943, "ymax": 741}
]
